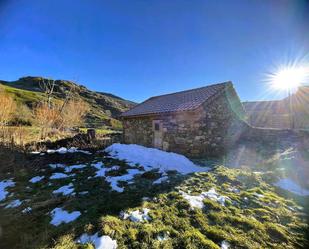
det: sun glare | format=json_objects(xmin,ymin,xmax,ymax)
[{"xmin": 270, "ymin": 66, "xmax": 308, "ymax": 91}]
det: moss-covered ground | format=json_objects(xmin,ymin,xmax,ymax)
[{"xmin": 0, "ymin": 149, "xmax": 308, "ymax": 249}]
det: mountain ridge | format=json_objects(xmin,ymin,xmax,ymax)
[{"xmin": 0, "ymin": 76, "xmax": 136, "ymax": 129}]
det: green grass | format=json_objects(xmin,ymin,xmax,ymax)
[{"xmin": 0, "ymin": 151, "xmax": 308, "ymax": 249}]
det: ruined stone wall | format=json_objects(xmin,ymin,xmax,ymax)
[{"xmin": 123, "ymin": 86, "xmax": 246, "ymax": 158}]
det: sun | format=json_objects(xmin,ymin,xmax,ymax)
[{"xmin": 270, "ymin": 66, "xmax": 308, "ymax": 91}]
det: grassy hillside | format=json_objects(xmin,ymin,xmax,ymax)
[{"xmin": 0, "ymin": 76, "xmax": 136, "ymax": 129}]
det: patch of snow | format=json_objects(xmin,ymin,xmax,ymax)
[
  {"xmin": 228, "ymin": 187, "xmax": 240, "ymax": 193},
  {"xmin": 106, "ymin": 169, "xmax": 142, "ymax": 192},
  {"xmin": 50, "ymin": 173, "xmax": 70, "ymax": 180},
  {"xmin": 77, "ymin": 232, "xmax": 117, "ymax": 249},
  {"xmin": 121, "ymin": 208, "xmax": 151, "ymax": 222},
  {"xmin": 29, "ymin": 176, "xmax": 45, "ymax": 183},
  {"xmin": 47, "ymin": 147, "xmax": 92, "ymax": 155},
  {"xmin": 79, "ymin": 191, "xmax": 89, "ymax": 195},
  {"xmin": 110, "ymin": 165, "xmax": 121, "ymax": 171},
  {"xmin": 153, "ymin": 176, "xmax": 169, "ymax": 185},
  {"xmin": 5, "ymin": 199, "xmax": 22, "ymax": 208},
  {"xmin": 180, "ymin": 191, "xmax": 205, "ymax": 209},
  {"xmin": 0, "ymin": 179, "xmax": 15, "ymax": 201},
  {"xmin": 105, "ymin": 143, "xmax": 209, "ymax": 174},
  {"xmin": 274, "ymin": 178, "xmax": 309, "ymax": 196},
  {"xmin": 30, "ymin": 151, "xmax": 41, "ymax": 155},
  {"xmin": 221, "ymin": 240, "xmax": 230, "ymax": 249},
  {"xmin": 157, "ymin": 232, "xmax": 169, "ymax": 241},
  {"xmin": 202, "ymin": 188, "xmax": 230, "ymax": 206},
  {"xmin": 181, "ymin": 188, "xmax": 230, "ymax": 209},
  {"xmin": 92, "ymin": 162, "xmax": 104, "ymax": 169},
  {"xmin": 49, "ymin": 163, "xmax": 66, "ymax": 169},
  {"xmin": 50, "ymin": 207, "xmax": 81, "ymax": 226},
  {"xmin": 95, "ymin": 168, "xmax": 111, "ymax": 178},
  {"xmin": 253, "ymin": 193, "xmax": 264, "ymax": 198},
  {"xmin": 91, "ymin": 162, "xmax": 110, "ymax": 177},
  {"xmin": 64, "ymin": 164, "xmax": 86, "ymax": 173},
  {"xmin": 68, "ymin": 147, "xmax": 92, "ymax": 155},
  {"xmin": 22, "ymin": 207, "xmax": 32, "ymax": 213},
  {"xmin": 53, "ymin": 183, "xmax": 75, "ymax": 196}
]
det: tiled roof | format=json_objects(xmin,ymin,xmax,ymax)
[{"xmin": 121, "ymin": 82, "xmax": 231, "ymax": 117}]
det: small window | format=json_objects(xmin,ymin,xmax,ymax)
[{"xmin": 154, "ymin": 122, "xmax": 160, "ymax": 131}]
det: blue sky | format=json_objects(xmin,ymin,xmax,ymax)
[{"xmin": 0, "ymin": 0, "xmax": 308, "ymax": 102}]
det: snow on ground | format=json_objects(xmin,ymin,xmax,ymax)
[
  {"xmin": 50, "ymin": 207, "xmax": 81, "ymax": 226},
  {"xmin": 49, "ymin": 163, "xmax": 66, "ymax": 169},
  {"xmin": 77, "ymin": 232, "xmax": 117, "ymax": 249},
  {"xmin": 0, "ymin": 179, "xmax": 15, "ymax": 201},
  {"xmin": 22, "ymin": 207, "xmax": 32, "ymax": 213},
  {"xmin": 181, "ymin": 188, "xmax": 230, "ymax": 209},
  {"xmin": 5, "ymin": 199, "xmax": 22, "ymax": 208},
  {"xmin": 29, "ymin": 176, "xmax": 45, "ymax": 183},
  {"xmin": 180, "ymin": 191, "xmax": 205, "ymax": 209},
  {"xmin": 79, "ymin": 191, "xmax": 89, "ymax": 195},
  {"xmin": 157, "ymin": 233, "xmax": 169, "ymax": 241},
  {"xmin": 105, "ymin": 169, "xmax": 142, "ymax": 192},
  {"xmin": 53, "ymin": 183, "xmax": 75, "ymax": 196},
  {"xmin": 50, "ymin": 173, "xmax": 70, "ymax": 180},
  {"xmin": 105, "ymin": 144, "xmax": 209, "ymax": 174},
  {"xmin": 121, "ymin": 208, "xmax": 151, "ymax": 222},
  {"xmin": 64, "ymin": 164, "xmax": 86, "ymax": 173},
  {"xmin": 253, "ymin": 193, "xmax": 264, "ymax": 198},
  {"xmin": 92, "ymin": 162, "xmax": 112, "ymax": 178},
  {"xmin": 153, "ymin": 176, "xmax": 169, "ymax": 185},
  {"xmin": 47, "ymin": 147, "xmax": 92, "ymax": 155},
  {"xmin": 221, "ymin": 240, "xmax": 230, "ymax": 249},
  {"xmin": 274, "ymin": 178, "xmax": 309, "ymax": 196},
  {"xmin": 91, "ymin": 161, "xmax": 143, "ymax": 192}
]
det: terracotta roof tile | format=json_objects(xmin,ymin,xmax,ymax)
[{"xmin": 121, "ymin": 82, "xmax": 231, "ymax": 117}]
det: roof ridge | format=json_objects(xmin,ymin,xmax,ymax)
[
  {"xmin": 148, "ymin": 81, "xmax": 231, "ymax": 100},
  {"xmin": 121, "ymin": 81, "xmax": 233, "ymax": 117}
]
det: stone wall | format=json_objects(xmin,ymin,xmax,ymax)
[
  {"xmin": 123, "ymin": 85, "xmax": 247, "ymax": 158},
  {"xmin": 240, "ymin": 125, "xmax": 309, "ymax": 147}
]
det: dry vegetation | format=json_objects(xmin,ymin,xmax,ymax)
[
  {"xmin": 0, "ymin": 86, "xmax": 16, "ymax": 126},
  {"xmin": 0, "ymin": 80, "xmax": 90, "ymax": 147}
]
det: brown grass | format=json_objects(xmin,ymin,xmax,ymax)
[{"xmin": 0, "ymin": 86, "xmax": 16, "ymax": 125}]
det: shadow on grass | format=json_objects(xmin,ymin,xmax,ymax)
[{"xmin": 0, "ymin": 147, "xmax": 193, "ymax": 249}]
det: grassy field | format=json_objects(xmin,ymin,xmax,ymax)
[{"xmin": 0, "ymin": 148, "xmax": 308, "ymax": 249}]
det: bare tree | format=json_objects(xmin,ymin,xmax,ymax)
[
  {"xmin": 39, "ymin": 78, "xmax": 56, "ymax": 108},
  {"xmin": 60, "ymin": 99, "xmax": 89, "ymax": 129},
  {"xmin": 33, "ymin": 102, "xmax": 61, "ymax": 139}
]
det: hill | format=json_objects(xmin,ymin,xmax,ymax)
[{"xmin": 0, "ymin": 76, "xmax": 136, "ymax": 129}]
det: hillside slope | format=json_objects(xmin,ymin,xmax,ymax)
[{"xmin": 0, "ymin": 76, "xmax": 136, "ymax": 128}]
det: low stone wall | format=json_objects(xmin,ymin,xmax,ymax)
[{"xmin": 239, "ymin": 125, "xmax": 309, "ymax": 147}]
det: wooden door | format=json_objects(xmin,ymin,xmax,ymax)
[{"xmin": 153, "ymin": 120, "xmax": 163, "ymax": 149}]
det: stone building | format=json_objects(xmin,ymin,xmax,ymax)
[
  {"xmin": 121, "ymin": 82, "xmax": 246, "ymax": 157},
  {"xmin": 243, "ymin": 86, "xmax": 309, "ymax": 129}
]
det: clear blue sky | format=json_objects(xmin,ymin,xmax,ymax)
[{"xmin": 0, "ymin": 0, "xmax": 308, "ymax": 102}]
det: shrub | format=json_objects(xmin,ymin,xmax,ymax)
[{"xmin": 0, "ymin": 87, "xmax": 16, "ymax": 125}]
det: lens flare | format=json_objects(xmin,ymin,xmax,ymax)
[{"xmin": 270, "ymin": 66, "xmax": 309, "ymax": 91}]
